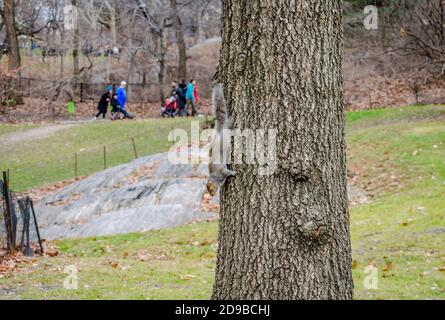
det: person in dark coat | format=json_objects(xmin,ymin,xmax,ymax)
[
  {"xmin": 110, "ymin": 93, "xmax": 120, "ymax": 120},
  {"xmin": 176, "ymin": 80, "xmax": 187, "ymax": 117},
  {"xmin": 95, "ymin": 86, "xmax": 112, "ymax": 119}
]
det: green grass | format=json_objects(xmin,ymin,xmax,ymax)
[
  {"xmin": 346, "ymin": 107, "xmax": 445, "ymax": 299},
  {"xmin": 0, "ymin": 124, "xmax": 36, "ymax": 136},
  {"xmin": 1, "ymin": 105, "xmax": 445, "ymax": 300},
  {"xmin": 2, "ymin": 223, "xmax": 218, "ymax": 300},
  {"xmin": 345, "ymin": 104, "xmax": 445, "ymax": 128},
  {"xmin": 0, "ymin": 118, "xmax": 203, "ymax": 192}
]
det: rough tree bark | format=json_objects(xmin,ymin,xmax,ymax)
[
  {"xmin": 171, "ymin": 0, "xmax": 187, "ymax": 81},
  {"xmin": 212, "ymin": 0, "xmax": 353, "ymax": 300},
  {"xmin": 158, "ymin": 27, "xmax": 166, "ymax": 106},
  {"xmin": 59, "ymin": 27, "xmax": 65, "ymax": 79},
  {"xmin": 3, "ymin": 0, "xmax": 21, "ymax": 71},
  {"xmin": 72, "ymin": 0, "xmax": 80, "ymax": 77}
]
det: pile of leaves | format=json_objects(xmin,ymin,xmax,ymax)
[
  {"xmin": 345, "ymin": 72, "xmax": 445, "ymax": 111},
  {"xmin": 0, "ymin": 241, "xmax": 59, "ymax": 278},
  {"xmin": 0, "ymin": 253, "xmax": 31, "ymax": 278}
]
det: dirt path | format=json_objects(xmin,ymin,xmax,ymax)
[{"xmin": 0, "ymin": 124, "xmax": 79, "ymax": 146}]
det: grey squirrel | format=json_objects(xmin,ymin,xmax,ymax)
[{"xmin": 206, "ymin": 83, "xmax": 236, "ymax": 197}]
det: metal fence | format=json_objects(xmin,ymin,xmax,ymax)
[{"xmin": 1, "ymin": 171, "xmax": 43, "ymax": 256}]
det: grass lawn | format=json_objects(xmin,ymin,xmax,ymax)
[
  {"xmin": 0, "ymin": 124, "xmax": 37, "ymax": 136},
  {"xmin": 346, "ymin": 109, "xmax": 445, "ymax": 299},
  {"xmin": 0, "ymin": 105, "xmax": 445, "ymax": 300},
  {"xmin": 0, "ymin": 118, "xmax": 203, "ymax": 192}
]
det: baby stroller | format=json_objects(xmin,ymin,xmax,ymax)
[{"xmin": 161, "ymin": 96, "xmax": 178, "ymax": 118}]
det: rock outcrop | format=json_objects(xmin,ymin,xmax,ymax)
[{"xmin": 34, "ymin": 150, "xmax": 215, "ymax": 240}]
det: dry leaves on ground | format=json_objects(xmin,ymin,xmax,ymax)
[{"xmin": 17, "ymin": 177, "xmax": 87, "ymax": 202}]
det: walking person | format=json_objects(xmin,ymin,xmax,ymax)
[
  {"xmin": 177, "ymin": 80, "xmax": 187, "ymax": 117},
  {"xmin": 116, "ymin": 81, "xmax": 127, "ymax": 111},
  {"xmin": 116, "ymin": 81, "xmax": 134, "ymax": 120},
  {"xmin": 95, "ymin": 85, "xmax": 112, "ymax": 120},
  {"xmin": 193, "ymin": 80, "xmax": 200, "ymax": 115},
  {"xmin": 186, "ymin": 79, "xmax": 197, "ymax": 117}
]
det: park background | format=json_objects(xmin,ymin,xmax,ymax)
[{"xmin": 0, "ymin": 0, "xmax": 444, "ymax": 299}]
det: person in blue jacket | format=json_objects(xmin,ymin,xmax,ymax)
[
  {"xmin": 116, "ymin": 81, "xmax": 134, "ymax": 119},
  {"xmin": 116, "ymin": 81, "xmax": 127, "ymax": 109},
  {"xmin": 185, "ymin": 79, "xmax": 197, "ymax": 117}
]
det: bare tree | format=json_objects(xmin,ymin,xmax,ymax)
[
  {"xmin": 170, "ymin": 0, "xmax": 187, "ymax": 81},
  {"xmin": 71, "ymin": 0, "xmax": 80, "ymax": 77},
  {"xmin": 133, "ymin": 0, "xmax": 173, "ymax": 104},
  {"xmin": 0, "ymin": 0, "xmax": 21, "ymax": 71},
  {"xmin": 393, "ymin": 0, "xmax": 445, "ymax": 76}
]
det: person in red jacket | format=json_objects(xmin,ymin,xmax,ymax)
[{"xmin": 193, "ymin": 80, "xmax": 199, "ymax": 115}]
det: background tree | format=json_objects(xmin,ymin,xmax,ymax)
[
  {"xmin": 0, "ymin": 0, "xmax": 21, "ymax": 71},
  {"xmin": 170, "ymin": 0, "xmax": 187, "ymax": 81},
  {"xmin": 71, "ymin": 0, "xmax": 80, "ymax": 77},
  {"xmin": 212, "ymin": 0, "xmax": 354, "ymax": 300}
]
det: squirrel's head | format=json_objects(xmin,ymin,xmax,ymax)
[{"xmin": 206, "ymin": 182, "xmax": 218, "ymax": 197}]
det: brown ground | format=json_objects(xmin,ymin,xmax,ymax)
[{"xmin": 0, "ymin": 97, "xmax": 213, "ymax": 124}]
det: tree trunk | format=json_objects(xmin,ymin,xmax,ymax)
[
  {"xmin": 212, "ymin": 0, "xmax": 353, "ymax": 300},
  {"xmin": 3, "ymin": 0, "xmax": 21, "ymax": 71},
  {"xmin": 195, "ymin": 12, "xmax": 205, "ymax": 44},
  {"xmin": 158, "ymin": 28, "xmax": 166, "ymax": 106},
  {"xmin": 171, "ymin": 0, "xmax": 187, "ymax": 81},
  {"xmin": 60, "ymin": 27, "xmax": 65, "ymax": 79},
  {"xmin": 72, "ymin": 0, "xmax": 80, "ymax": 77}
]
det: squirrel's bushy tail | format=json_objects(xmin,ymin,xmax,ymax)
[{"xmin": 212, "ymin": 83, "xmax": 228, "ymax": 133}]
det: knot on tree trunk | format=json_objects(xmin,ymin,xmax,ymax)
[
  {"xmin": 293, "ymin": 206, "xmax": 329, "ymax": 244},
  {"xmin": 281, "ymin": 157, "xmax": 314, "ymax": 182}
]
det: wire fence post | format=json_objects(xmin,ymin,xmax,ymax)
[
  {"xmin": 132, "ymin": 138, "xmax": 139, "ymax": 159},
  {"xmin": 103, "ymin": 146, "xmax": 107, "ymax": 169},
  {"xmin": 2, "ymin": 170, "xmax": 16, "ymax": 254},
  {"xmin": 29, "ymin": 198, "xmax": 44, "ymax": 255},
  {"xmin": 74, "ymin": 153, "xmax": 78, "ymax": 179}
]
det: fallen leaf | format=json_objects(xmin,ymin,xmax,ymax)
[
  {"xmin": 352, "ymin": 260, "xmax": 359, "ymax": 269},
  {"xmin": 383, "ymin": 261, "xmax": 394, "ymax": 272},
  {"xmin": 108, "ymin": 260, "xmax": 120, "ymax": 269}
]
